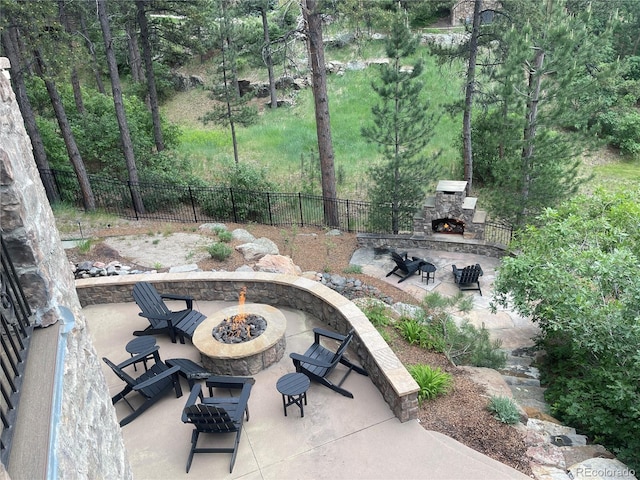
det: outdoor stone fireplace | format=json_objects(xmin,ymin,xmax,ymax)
[{"xmin": 414, "ymin": 180, "xmax": 486, "ymax": 240}]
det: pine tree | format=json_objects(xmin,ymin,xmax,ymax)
[
  {"xmin": 362, "ymin": 11, "xmax": 441, "ymax": 234},
  {"xmin": 473, "ymin": 0, "xmax": 607, "ymax": 226}
]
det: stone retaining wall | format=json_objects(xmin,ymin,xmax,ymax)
[
  {"xmin": 75, "ymin": 272, "xmax": 420, "ymax": 422},
  {"xmin": 357, "ymin": 233, "xmax": 508, "ymax": 258}
]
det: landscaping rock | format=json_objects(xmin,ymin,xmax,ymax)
[
  {"xmin": 255, "ymin": 254, "xmax": 301, "ymax": 275},
  {"xmin": 231, "ymin": 228, "xmax": 255, "ymax": 242},
  {"xmin": 235, "ymin": 237, "xmax": 279, "ymax": 261},
  {"xmin": 568, "ymin": 458, "xmax": 637, "ymax": 480}
]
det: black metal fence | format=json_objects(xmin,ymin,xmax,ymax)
[
  {"xmin": 41, "ymin": 168, "xmax": 513, "ymax": 244},
  {"xmin": 42, "ymin": 169, "xmax": 419, "ymax": 233},
  {"xmin": 0, "ymin": 235, "xmax": 34, "ymax": 465}
]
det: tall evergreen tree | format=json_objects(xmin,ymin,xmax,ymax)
[
  {"xmin": 362, "ymin": 11, "xmax": 441, "ymax": 234},
  {"xmin": 201, "ymin": 0, "xmax": 258, "ymax": 165},
  {"xmin": 97, "ymin": 0, "xmax": 145, "ymax": 214},
  {"xmin": 473, "ymin": 0, "xmax": 607, "ymax": 225},
  {"xmin": 301, "ymin": 0, "xmax": 339, "ymax": 227}
]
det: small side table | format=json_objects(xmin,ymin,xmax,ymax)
[
  {"xmin": 276, "ymin": 372, "xmax": 310, "ymax": 417},
  {"xmin": 165, "ymin": 358, "xmax": 213, "ymax": 390},
  {"xmin": 420, "ymin": 262, "xmax": 437, "ymax": 284},
  {"xmin": 125, "ymin": 336, "xmax": 156, "ymax": 371}
]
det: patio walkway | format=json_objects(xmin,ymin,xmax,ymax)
[{"xmin": 86, "ymin": 297, "xmax": 531, "ymax": 480}]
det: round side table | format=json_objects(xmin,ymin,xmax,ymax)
[
  {"xmin": 276, "ymin": 372, "xmax": 310, "ymax": 418},
  {"xmin": 125, "ymin": 336, "xmax": 156, "ymax": 371},
  {"xmin": 420, "ymin": 262, "xmax": 437, "ymax": 284}
]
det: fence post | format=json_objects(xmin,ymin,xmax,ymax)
[
  {"xmin": 188, "ymin": 186, "xmax": 198, "ymax": 222},
  {"xmin": 266, "ymin": 192, "xmax": 274, "ymax": 226},
  {"xmin": 230, "ymin": 187, "xmax": 238, "ymax": 223},
  {"xmin": 127, "ymin": 181, "xmax": 140, "ymax": 220},
  {"xmin": 298, "ymin": 193, "xmax": 304, "ymax": 227}
]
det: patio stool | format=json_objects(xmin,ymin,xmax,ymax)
[
  {"xmin": 276, "ymin": 372, "xmax": 310, "ymax": 418},
  {"xmin": 166, "ymin": 358, "xmax": 213, "ymax": 389},
  {"xmin": 125, "ymin": 336, "xmax": 156, "ymax": 371}
]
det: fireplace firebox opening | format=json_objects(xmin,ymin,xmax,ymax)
[{"xmin": 432, "ymin": 218, "xmax": 464, "ymax": 234}]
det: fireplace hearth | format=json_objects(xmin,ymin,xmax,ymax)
[
  {"xmin": 432, "ymin": 218, "xmax": 465, "ymax": 234},
  {"xmin": 414, "ymin": 180, "xmax": 486, "ymax": 240}
]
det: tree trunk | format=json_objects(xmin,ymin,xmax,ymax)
[
  {"xmin": 97, "ymin": 0, "xmax": 145, "ymax": 214},
  {"xmin": 301, "ymin": 0, "xmax": 339, "ymax": 227},
  {"xmin": 33, "ymin": 48, "xmax": 95, "ymax": 211},
  {"xmin": 221, "ymin": 36, "xmax": 240, "ymax": 165},
  {"xmin": 260, "ymin": 5, "xmax": 278, "ymax": 109},
  {"xmin": 520, "ymin": 47, "xmax": 545, "ymax": 221},
  {"xmin": 79, "ymin": 9, "xmax": 106, "ymax": 94},
  {"xmin": 126, "ymin": 21, "xmax": 143, "ymax": 84},
  {"xmin": 58, "ymin": 0, "xmax": 85, "ymax": 114},
  {"xmin": 462, "ymin": 0, "xmax": 482, "ymax": 195},
  {"xmin": 136, "ymin": 0, "xmax": 165, "ymax": 152},
  {"xmin": 1, "ymin": 27, "xmax": 59, "ymax": 203}
]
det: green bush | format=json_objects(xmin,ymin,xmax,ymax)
[
  {"xmin": 407, "ymin": 364, "xmax": 453, "ymax": 404},
  {"xmin": 207, "ymin": 242, "xmax": 232, "ymax": 260},
  {"xmin": 362, "ymin": 302, "xmax": 392, "ymax": 328},
  {"xmin": 488, "ymin": 396, "xmax": 521, "ymax": 425},
  {"xmin": 217, "ymin": 230, "xmax": 233, "ymax": 243},
  {"xmin": 397, "ymin": 318, "xmax": 446, "ymax": 352}
]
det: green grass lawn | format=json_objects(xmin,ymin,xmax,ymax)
[{"xmin": 169, "ymin": 49, "xmax": 465, "ymax": 199}]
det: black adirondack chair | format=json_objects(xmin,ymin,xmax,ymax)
[
  {"xmin": 385, "ymin": 252, "xmax": 426, "ymax": 283},
  {"xmin": 132, "ymin": 281, "xmax": 206, "ymax": 343},
  {"xmin": 452, "ymin": 263, "xmax": 484, "ymax": 295},
  {"xmin": 290, "ymin": 328, "xmax": 368, "ymax": 398},
  {"xmin": 181, "ymin": 378, "xmax": 254, "ymax": 474},
  {"xmin": 103, "ymin": 345, "xmax": 183, "ymax": 427}
]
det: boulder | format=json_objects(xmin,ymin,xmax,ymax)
[
  {"xmin": 255, "ymin": 254, "xmax": 301, "ymax": 275},
  {"xmin": 235, "ymin": 237, "xmax": 279, "ymax": 261},
  {"xmin": 568, "ymin": 458, "xmax": 637, "ymax": 480},
  {"xmin": 231, "ymin": 228, "xmax": 255, "ymax": 243}
]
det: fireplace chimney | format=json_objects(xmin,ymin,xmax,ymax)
[{"xmin": 413, "ymin": 180, "xmax": 486, "ymax": 240}]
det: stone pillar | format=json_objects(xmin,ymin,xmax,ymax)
[{"xmin": 0, "ymin": 58, "xmax": 131, "ymax": 478}]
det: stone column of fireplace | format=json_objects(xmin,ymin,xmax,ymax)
[
  {"xmin": 0, "ymin": 58, "xmax": 131, "ymax": 479},
  {"xmin": 413, "ymin": 180, "xmax": 486, "ymax": 240}
]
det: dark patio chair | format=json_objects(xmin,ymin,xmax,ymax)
[
  {"xmin": 290, "ymin": 327, "xmax": 368, "ymax": 398},
  {"xmin": 132, "ymin": 281, "xmax": 206, "ymax": 343},
  {"xmin": 452, "ymin": 263, "xmax": 484, "ymax": 295},
  {"xmin": 103, "ymin": 345, "xmax": 182, "ymax": 427},
  {"xmin": 181, "ymin": 377, "xmax": 254, "ymax": 473},
  {"xmin": 385, "ymin": 251, "xmax": 426, "ymax": 283}
]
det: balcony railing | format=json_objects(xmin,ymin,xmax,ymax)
[{"xmin": 0, "ymin": 235, "xmax": 34, "ymax": 464}]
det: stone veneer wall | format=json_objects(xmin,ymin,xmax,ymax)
[
  {"xmin": 357, "ymin": 233, "xmax": 508, "ymax": 259},
  {"xmin": 0, "ymin": 58, "xmax": 130, "ymax": 479},
  {"xmin": 75, "ymin": 272, "xmax": 421, "ymax": 423}
]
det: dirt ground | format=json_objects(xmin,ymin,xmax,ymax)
[{"xmin": 63, "ymin": 219, "xmax": 530, "ymax": 475}]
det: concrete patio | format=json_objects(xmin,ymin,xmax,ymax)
[{"xmin": 86, "ymin": 291, "xmax": 531, "ymax": 479}]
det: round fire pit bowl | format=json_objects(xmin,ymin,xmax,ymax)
[{"xmin": 192, "ymin": 303, "xmax": 286, "ymax": 376}]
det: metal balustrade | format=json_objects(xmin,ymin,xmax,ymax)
[{"xmin": 0, "ymin": 235, "xmax": 34, "ymax": 465}]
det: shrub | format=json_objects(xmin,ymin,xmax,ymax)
[
  {"xmin": 362, "ymin": 302, "xmax": 392, "ymax": 328},
  {"xmin": 488, "ymin": 396, "xmax": 521, "ymax": 425},
  {"xmin": 407, "ymin": 364, "xmax": 452, "ymax": 404},
  {"xmin": 397, "ymin": 318, "xmax": 446, "ymax": 351},
  {"xmin": 217, "ymin": 230, "xmax": 233, "ymax": 243},
  {"xmin": 207, "ymin": 242, "xmax": 232, "ymax": 261},
  {"xmin": 76, "ymin": 239, "xmax": 92, "ymax": 254}
]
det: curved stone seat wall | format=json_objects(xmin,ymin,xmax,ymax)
[{"xmin": 75, "ymin": 272, "xmax": 420, "ymax": 422}]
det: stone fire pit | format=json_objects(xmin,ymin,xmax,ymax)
[{"xmin": 192, "ymin": 304, "xmax": 286, "ymax": 375}]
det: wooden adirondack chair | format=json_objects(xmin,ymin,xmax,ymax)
[
  {"xmin": 181, "ymin": 378, "xmax": 254, "ymax": 473},
  {"xmin": 452, "ymin": 263, "xmax": 484, "ymax": 295},
  {"xmin": 132, "ymin": 281, "xmax": 205, "ymax": 343},
  {"xmin": 385, "ymin": 252, "xmax": 426, "ymax": 283},
  {"xmin": 103, "ymin": 345, "xmax": 182, "ymax": 427},
  {"xmin": 290, "ymin": 328, "xmax": 368, "ymax": 398}
]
